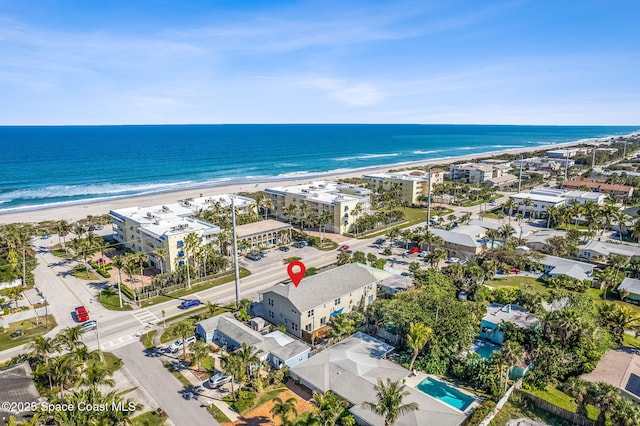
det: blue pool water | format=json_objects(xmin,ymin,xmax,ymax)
[
  {"xmin": 472, "ymin": 339, "xmax": 500, "ymax": 359},
  {"xmin": 415, "ymin": 377, "xmax": 475, "ymax": 411}
]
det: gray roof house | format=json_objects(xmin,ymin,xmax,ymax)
[
  {"xmin": 578, "ymin": 240, "xmax": 640, "ymax": 262},
  {"xmin": 539, "ymin": 255, "xmax": 594, "ymax": 282},
  {"xmin": 430, "ymin": 228, "xmax": 484, "ymax": 260},
  {"xmin": 524, "ymin": 229, "xmax": 566, "ymax": 251},
  {"xmin": 0, "ymin": 362, "xmax": 41, "ymax": 424},
  {"xmin": 195, "ymin": 313, "xmax": 310, "ymax": 369},
  {"xmin": 291, "ymin": 333, "xmax": 469, "ymax": 426},
  {"xmin": 480, "ymin": 303, "xmax": 540, "ymax": 345},
  {"xmin": 259, "ymin": 263, "xmax": 389, "ymax": 341},
  {"xmin": 617, "ymin": 277, "xmax": 640, "ymax": 302}
]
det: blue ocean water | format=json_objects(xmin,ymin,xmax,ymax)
[{"xmin": 0, "ymin": 124, "xmax": 638, "ymax": 213}]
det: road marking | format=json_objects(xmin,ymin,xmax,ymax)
[
  {"xmin": 131, "ymin": 309, "xmax": 159, "ymax": 325},
  {"xmin": 101, "ymin": 334, "xmax": 137, "ymax": 350}
]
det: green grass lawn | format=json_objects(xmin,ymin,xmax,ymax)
[
  {"xmin": 49, "ymin": 244, "xmax": 68, "ymax": 258},
  {"xmin": 70, "ymin": 265, "xmax": 99, "ymax": 280},
  {"xmin": 584, "ymin": 288, "xmax": 640, "ymax": 314},
  {"xmin": 130, "ymin": 409, "xmax": 168, "ymax": 426},
  {"xmin": 0, "ymin": 315, "xmax": 57, "ymax": 352},
  {"xmin": 522, "ymin": 386, "xmax": 599, "ymax": 421},
  {"xmin": 87, "ymin": 352, "xmax": 123, "ymax": 373},
  {"xmin": 140, "ymin": 268, "xmax": 250, "ymax": 308},
  {"xmin": 162, "ymin": 361, "xmax": 192, "ymax": 387},
  {"xmin": 207, "ymin": 403, "xmax": 231, "ymax": 423},
  {"xmin": 160, "ymin": 319, "xmax": 197, "ymax": 344},
  {"xmin": 622, "ymin": 334, "xmax": 640, "ymax": 349},
  {"xmin": 490, "ymin": 398, "xmax": 570, "ymax": 426},
  {"xmin": 98, "ymin": 290, "xmax": 133, "ymax": 311},
  {"xmin": 140, "ymin": 330, "xmax": 157, "ymax": 349},
  {"xmin": 486, "ymin": 276, "xmax": 550, "ymax": 294}
]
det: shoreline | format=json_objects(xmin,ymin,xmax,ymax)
[{"xmin": 0, "ymin": 134, "xmax": 633, "ymax": 225}]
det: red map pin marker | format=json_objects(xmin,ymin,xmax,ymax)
[{"xmin": 287, "ymin": 260, "xmax": 306, "ymax": 287}]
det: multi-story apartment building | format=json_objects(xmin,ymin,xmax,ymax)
[
  {"xmin": 259, "ymin": 263, "xmax": 388, "ymax": 342},
  {"xmin": 363, "ymin": 169, "xmax": 445, "ymax": 205},
  {"xmin": 264, "ymin": 181, "xmax": 370, "ymax": 234},
  {"xmin": 110, "ymin": 203, "xmax": 221, "ymax": 273},
  {"xmin": 448, "ymin": 162, "xmax": 509, "ymax": 184}
]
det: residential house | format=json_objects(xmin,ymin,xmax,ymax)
[
  {"xmin": 430, "ymin": 226, "xmax": 485, "ymax": 260},
  {"xmin": 377, "ymin": 274, "xmax": 414, "ymax": 295},
  {"xmin": 0, "ymin": 362, "xmax": 41, "ymax": 424},
  {"xmin": 363, "ymin": 169, "xmax": 445, "ymax": 205},
  {"xmin": 480, "ymin": 303, "xmax": 540, "ymax": 345},
  {"xmin": 582, "ymin": 347, "xmax": 640, "ymax": 403},
  {"xmin": 512, "ymin": 157, "xmax": 563, "ymax": 171},
  {"xmin": 539, "ymin": 255, "xmax": 594, "ymax": 282},
  {"xmin": 562, "ymin": 177, "xmax": 634, "ymax": 198},
  {"xmin": 259, "ymin": 263, "xmax": 389, "ymax": 341},
  {"xmin": 578, "ymin": 240, "xmax": 640, "ymax": 263},
  {"xmin": 615, "ymin": 278, "xmax": 640, "ymax": 303},
  {"xmin": 524, "ymin": 230, "xmax": 566, "ymax": 251},
  {"xmin": 485, "ymin": 174, "xmax": 518, "ymax": 188},
  {"xmin": 195, "ymin": 313, "xmax": 310, "ymax": 369},
  {"xmin": 264, "ymin": 181, "xmax": 370, "ymax": 234},
  {"xmin": 290, "ymin": 333, "xmax": 469, "ymax": 426},
  {"xmin": 547, "ymin": 147, "xmax": 589, "ymax": 158}
]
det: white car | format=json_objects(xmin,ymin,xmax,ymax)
[
  {"xmin": 418, "ymin": 251, "xmax": 429, "ymax": 258},
  {"xmin": 167, "ymin": 335, "xmax": 197, "ymax": 353},
  {"xmin": 447, "ymin": 257, "xmax": 461, "ymax": 264},
  {"xmin": 207, "ymin": 372, "xmax": 232, "ymax": 388}
]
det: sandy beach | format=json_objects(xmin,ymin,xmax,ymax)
[{"xmin": 0, "ymin": 139, "xmax": 607, "ymax": 225}]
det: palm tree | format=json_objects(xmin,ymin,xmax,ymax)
[
  {"xmin": 504, "ymin": 197, "xmax": 516, "ymax": 224},
  {"xmin": 256, "ymin": 194, "xmax": 275, "ymax": 220},
  {"xmin": 237, "ymin": 343, "xmax": 263, "ymax": 380},
  {"xmin": 588, "ymin": 382, "xmax": 620, "ymax": 426},
  {"xmin": 406, "ymin": 322, "xmax": 433, "ymax": 372},
  {"xmin": 598, "ymin": 304, "xmax": 640, "ymax": 344},
  {"xmin": 362, "ymin": 378, "xmax": 419, "ymax": 426},
  {"xmin": 270, "ymin": 396, "xmax": 298, "ymax": 425},
  {"xmin": 311, "ymin": 391, "xmax": 349, "ymax": 426},
  {"xmin": 284, "ymin": 203, "xmax": 299, "ymax": 227},
  {"xmin": 56, "ymin": 220, "xmax": 72, "ymax": 254},
  {"xmin": 81, "ymin": 363, "xmax": 116, "ymax": 388},
  {"xmin": 352, "ymin": 203, "xmax": 364, "ymax": 235},
  {"xmin": 495, "ymin": 340, "xmax": 523, "ymax": 391},
  {"xmin": 57, "ymin": 326, "xmax": 85, "ymax": 351},
  {"xmin": 111, "ymin": 255, "xmax": 126, "ymax": 308},
  {"xmin": 152, "ymin": 247, "xmax": 168, "ymax": 274},
  {"xmin": 521, "ymin": 197, "xmax": 533, "ymax": 221},
  {"xmin": 28, "ymin": 336, "xmax": 59, "ymax": 391},
  {"xmin": 183, "ymin": 232, "xmax": 201, "ymax": 289},
  {"xmin": 318, "ymin": 210, "xmax": 334, "ymax": 240},
  {"xmin": 189, "ymin": 341, "xmax": 209, "ymax": 373},
  {"xmin": 499, "ymin": 224, "xmax": 515, "ymax": 242},
  {"xmin": 486, "ymin": 229, "xmax": 501, "ymax": 248},
  {"xmin": 563, "ymin": 377, "xmax": 591, "ymax": 417},
  {"xmin": 174, "ymin": 321, "xmax": 194, "ymax": 361},
  {"xmin": 220, "ymin": 353, "xmax": 244, "ymax": 400}
]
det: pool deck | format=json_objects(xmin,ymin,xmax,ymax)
[{"xmin": 404, "ymin": 372, "xmax": 481, "ymax": 415}]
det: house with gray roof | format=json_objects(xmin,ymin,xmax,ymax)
[
  {"xmin": 578, "ymin": 240, "xmax": 640, "ymax": 262},
  {"xmin": 290, "ymin": 333, "xmax": 469, "ymax": 426},
  {"xmin": 195, "ymin": 313, "xmax": 310, "ymax": 369},
  {"xmin": 259, "ymin": 263, "xmax": 390, "ymax": 341},
  {"xmin": 430, "ymin": 228, "xmax": 485, "ymax": 260},
  {"xmin": 480, "ymin": 303, "xmax": 540, "ymax": 345},
  {"xmin": 524, "ymin": 229, "xmax": 566, "ymax": 251},
  {"xmin": 617, "ymin": 277, "xmax": 640, "ymax": 303},
  {"xmin": 0, "ymin": 362, "xmax": 41, "ymax": 424},
  {"xmin": 539, "ymin": 255, "xmax": 594, "ymax": 282}
]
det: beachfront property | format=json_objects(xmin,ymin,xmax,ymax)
[
  {"xmin": 362, "ymin": 169, "xmax": 445, "ymax": 205},
  {"xmin": 562, "ymin": 177, "xmax": 634, "ymax": 198},
  {"xmin": 448, "ymin": 162, "xmax": 509, "ymax": 184},
  {"xmin": 195, "ymin": 313, "xmax": 310, "ymax": 369},
  {"xmin": 578, "ymin": 240, "xmax": 640, "ymax": 262},
  {"xmin": 258, "ymin": 263, "xmax": 389, "ymax": 342},
  {"xmin": 110, "ymin": 203, "xmax": 222, "ymax": 273},
  {"xmin": 290, "ymin": 332, "xmax": 469, "ymax": 426},
  {"xmin": 512, "ymin": 157, "xmax": 565, "ymax": 171},
  {"xmin": 235, "ymin": 219, "xmax": 292, "ymax": 252},
  {"xmin": 480, "ymin": 303, "xmax": 540, "ymax": 345},
  {"xmin": 264, "ymin": 181, "xmax": 371, "ymax": 234},
  {"xmin": 178, "ymin": 193, "xmax": 257, "ymax": 214},
  {"xmin": 546, "ymin": 147, "xmax": 590, "ymax": 158}
]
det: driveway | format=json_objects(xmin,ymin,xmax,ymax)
[{"xmin": 115, "ymin": 342, "xmax": 219, "ymax": 426}]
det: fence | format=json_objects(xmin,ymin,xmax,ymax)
[
  {"xmin": 477, "ymin": 379, "xmax": 521, "ymax": 426},
  {"xmin": 516, "ymin": 389, "xmax": 595, "ymax": 426}
]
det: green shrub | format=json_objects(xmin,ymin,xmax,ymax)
[
  {"xmin": 120, "ymin": 284, "xmax": 135, "ymax": 300},
  {"xmin": 224, "ymin": 390, "xmax": 257, "ymax": 414}
]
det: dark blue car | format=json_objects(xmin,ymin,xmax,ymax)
[{"xmin": 179, "ymin": 299, "xmax": 202, "ymax": 309}]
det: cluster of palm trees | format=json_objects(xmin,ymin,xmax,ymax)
[
  {"xmin": 350, "ymin": 209, "xmax": 405, "ymax": 236},
  {"xmin": 282, "ymin": 203, "xmax": 335, "ymax": 237},
  {"xmin": 219, "ymin": 342, "xmax": 265, "ymax": 401},
  {"xmin": 195, "ymin": 198, "xmax": 264, "ymax": 228},
  {"xmin": 429, "ymin": 182, "xmax": 495, "ymax": 207},
  {"xmin": 0, "ymin": 223, "xmax": 35, "ymax": 285},
  {"xmin": 563, "ymin": 378, "xmax": 640, "ymax": 426}
]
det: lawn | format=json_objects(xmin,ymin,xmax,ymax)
[
  {"xmin": 49, "ymin": 244, "xmax": 68, "ymax": 258},
  {"xmin": 162, "ymin": 361, "xmax": 192, "ymax": 387},
  {"xmin": 0, "ymin": 315, "xmax": 57, "ymax": 352},
  {"xmin": 70, "ymin": 265, "xmax": 99, "ymax": 280},
  {"xmin": 98, "ymin": 290, "xmax": 133, "ymax": 311},
  {"xmin": 485, "ymin": 276, "xmax": 550, "ymax": 294},
  {"xmin": 160, "ymin": 318, "xmax": 196, "ymax": 344},
  {"xmin": 87, "ymin": 352, "xmax": 123, "ymax": 373},
  {"xmin": 622, "ymin": 334, "xmax": 640, "ymax": 349},
  {"xmin": 208, "ymin": 403, "xmax": 231, "ymax": 424},
  {"xmin": 140, "ymin": 330, "xmax": 157, "ymax": 349},
  {"xmin": 584, "ymin": 288, "xmax": 640, "ymax": 315},
  {"xmin": 522, "ymin": 385, "xmax": 599, "ymax": 421},
  {"xmin": 140, "ymin": 268, "xmax": 250, "ymax": 308},
  {"xmin": 130, "ymin": 409, "xmax": 168, "ymax": 426},
  {"xmin": 356, "ymin": 206, "xmax": 454, "ymax": 239}
]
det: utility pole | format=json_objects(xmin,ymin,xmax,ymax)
[
  {"xmin": 564, "ymin": 149, "xmax": 569, "ymax": 181},
  {"xmin": 591, "ymin": 143, "xmax": 596, "ymax": 169},
  {"xmin": 518, "ymin": 155, "xmax": 524, "ymax": 193},
  {"xmin": 623, "ymin": 140, "xmax": 628, "ymax": 159},
  {"xmin": 95, "ymin": 321, "xmax": 103, "ymax": 362},
  {"xmin": 426, "ymin": 168, "xmax": 432, "ymax": 232},
  {"xmin": 231, "ymin": 196, "xmax": 241, "ymax": 307}
]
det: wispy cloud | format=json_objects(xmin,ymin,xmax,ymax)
[{"xmin": 305, "ymin": 77, "xmax": 386, "ymax": 106}]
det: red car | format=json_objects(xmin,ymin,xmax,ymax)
[
  {"xmin": 337, "ymin": 245, "xmax": 350, "ymax": 252},
  {"xmin": 75, "ymin": 306, "xmax": 89, "ymax": 323},
  {"xmin": 409, "ymin": 247, "xmax": 420, "ymax": 254}
]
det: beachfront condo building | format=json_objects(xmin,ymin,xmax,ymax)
[
  {"xmin": 448, "ymin": 162, "xmax": 509, "ymax": 184},
  {"xmin": 264, "ymin": 181, "xmax": 370, "ymax": 235},
  {"xmin": 362, "ymin": 169, "xmax": 445, "ymax": 205}
]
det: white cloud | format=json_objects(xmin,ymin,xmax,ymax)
[{"xmin": 306, "ymin": 77, "xmax": 385, "ymax": 106}]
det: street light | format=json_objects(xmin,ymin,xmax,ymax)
[{"xmin": 95, "ymin": 321, "xmax": 104, "ymax": 362}]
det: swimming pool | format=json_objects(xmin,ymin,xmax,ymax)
[
  {"xmin": 415, "ymin": 377, "xmax": 475, "ymax": 411},
  {"xmin": 472, "ymin": 339, "xmax": 500, "ymax": 359}
]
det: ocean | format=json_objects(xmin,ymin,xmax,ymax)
[{"xmin": 1, "ymin": 124, "xmax": 638, "ymax": 213}]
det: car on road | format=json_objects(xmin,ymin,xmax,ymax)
[
  {"xmin": 178, "ymin": 299, "xmax": 202, "ymax": 309},
  {"xmin": 168, "ymin": 336, "xmax": 197, "ymax": 353},
  {"xmin": 292, "ymin": 241, "xmax": 306, "ymax": 249},
  {"xmin": 88, "ymin": 226, "xmax": 96, "ymax": 231},
  {"xmin": 278, "ymin": 246, "xmax": 290, "ymax": 252},
  {"xmin": 489, "ymin": 200, "xmax": 497, "ymax": 206},
  {"xmin": 74, "ymin": 306, "xmax": 89, "ymax": 322},
  {"xmin": 81, "ymin": 320, "xmax": 97, "ymax": 332},
  {"xmin": 447, "ymin": 257, "xmax": 460, "ymax": 264},
  {"xmin": 41, "ymin": 233, "xmax": 52, "ymax": 239},
  {"xmin": 337, "ymin": 245, "xmax": 350, "ymax": 252},
  {"xmin": 207, "ymin": 372, "xmax": 233, "ymax": 388},
  {"xmin": 96, "ymin": 225, "xmax": 104, "ymax": 230},
  {"xmin": 409, "ymin": 247, "xmax": 420, "ymax": 254}
]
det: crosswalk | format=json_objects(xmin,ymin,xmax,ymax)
[
  {"xmin": 130, "ymin": 308, "xmax": 159, "ymax": 326},
  {"xmin": 101, "ymin": 334, "xmax": 137, "ymax": 351}
]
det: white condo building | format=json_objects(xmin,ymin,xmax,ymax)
[{"xmin": 363, "ymin": 169, "xmax": 445, "ymax": 205}]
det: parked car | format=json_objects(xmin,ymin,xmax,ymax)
[
  {"xmin": 418, "ymin": 251, "xmax": 429, "ymax": 257},
  {"xmin": 96, "ymin": 225, "xmax": 104, "ymax": 230},
  {"xmin": 337, "ymin": 245, "xmax": 350, "ymax": 252},
  {"xmin": 409, "ymin": 247, "xmax": 420, "ymax": 254},
  {"xmin": 168, "ymin": 336, "xmax": 197, "ymax": 353},
  {"xmin": 74, "ymin": 306, "xmax": 89, "ymax": 322},
  {"xmin": 447, "ymin": 257, "xmax": 460, "ymax": 264},
  {"xmin": 179, "ymin": 299, "xmax": 202, "ymax": 309},
  {"xmin": 81, "ymin": 320, "xmax": 97, "ymax": 332},
  {"xmin": 41, "ymin": 233, "xmax": 51, "ymax": 239},
  {"xmin": 292, "ymin": 241, "xmax": 306, "ymax": 249},
  {"xmin": 278, "ymin": 246, "xmax": 290, "ymax": 252},
  {"xmin": 246, "ymin": 251, "xmax": 262, "ymax": 261},
  {"xmin": 207, "ymin": 372, "xmax": 233, "ymax": 388},
  {"xmin": 374, "ymin": 238, "xmax": 385, "ymax": 245},
  {"xmin": 88, "ymin": 226, "xmax": 96, "ymax": 231}
]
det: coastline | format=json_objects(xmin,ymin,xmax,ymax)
[{"xmin": 0, "ymin": 136, "xmax": 626, "ymax": 225}]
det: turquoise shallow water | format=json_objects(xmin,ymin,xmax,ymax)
[
  {"xmin": 0, "ymin": 124, "xmax": 638, "ymax": 212},
  {"xmin": 415, "ymin": 377, "xmax": 475, "ymax": 411}
]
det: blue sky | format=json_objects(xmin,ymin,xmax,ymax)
[{"xmin": 1, "ymin": 0, "xmax": 639, "ymax": 125}]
